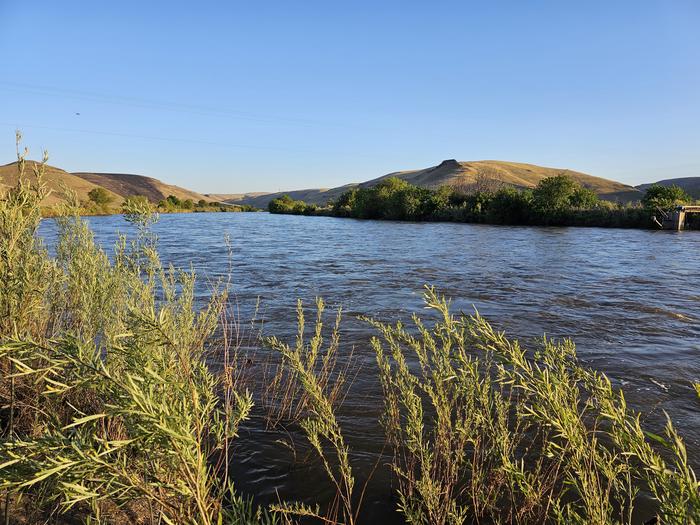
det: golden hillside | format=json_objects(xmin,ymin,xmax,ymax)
[
  {"xmin": 225, "ymin": 160, "xmax": 643, "ymax": 208},
  {"xmin": 369, "ymin": 160, "xmax": 641, "ymax": 200},
  {"xmin": 0, "ymin": 161, "xmax": 121, "ymax": 206}
]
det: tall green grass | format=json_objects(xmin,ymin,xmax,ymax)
[
  {"xmin": 265, "ymin": 299, "xmax": 358, "ymax": 525},
  {"xmin": 368, "ymin": 287, "xmax": 699, "ymax": 524}
]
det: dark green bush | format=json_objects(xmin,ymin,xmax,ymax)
[
  {"xmin": 87, "ymin": 187, "xmax": 113, "ymax": 206},
  {"xmin": 641, "ymin": 184, "xmax": 691, "ymax": 210}
]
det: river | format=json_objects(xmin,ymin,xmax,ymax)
[{"xmin": 39, "ymin": 212, "xmax": 700, "ymax": 522}]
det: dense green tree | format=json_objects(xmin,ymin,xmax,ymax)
[
  {"xmin": 487, "ymin": 187, "xmax": 533, "ymax": 224},
  {"xmin": 166, "ymin": 195, "xmax": 181, "ymax": 207},
  {"xmin": 531, "ymin": 174, "xmax": 600, "ymax": 212},
  {"xmin": 465, "ymin": 190, "xmax": 495, "ymax": 215},
  {"xmin": 570, "ymin": 186, "xmax": 600, "ymax": 208},
  {"xmin": 332, "ymin": 188, "xmax": 358, "ymax": 216},
  {"xmin": 351, "ymin": 187, "xmax": 383, "ymax": 219},
  {"xmin": 641, "ymin": 184, "xmax": 690, "ymax": 210},
  {"xmin": 87, "ymin": 187, "xmax": 113, "ymax": 206},
  {"xmin": 268, "ymin": 195, "xmax": 317, "ymax": 215},
  {"xmin": 532, "ymin": 174, "xmax": 578, "ymax": 211},
  {"xmin": 427, "ymin": 186, "xmax": 453, "ymax": 214},
  {"xmin": 268, "ymin": 195, "xmax": 294, "ymax": 213}
]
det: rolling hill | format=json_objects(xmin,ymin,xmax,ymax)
[
  {"xmin": 0, "ymin": 161, "xmax": 122, "ymax": 206},
  {"xmin": 223, "ymin": 160, "xmax": 643, "ymax": 208},
  {"xmin": 73, "ymin": 172, "xmax": 213, "ymax": 204},
  {"xmin": 636, "ymin": 177, "xmax": 700, "ymax": 199},
  {"xmin": 0, "ymin": 161, "xmax": 212, "ymax": 207}
]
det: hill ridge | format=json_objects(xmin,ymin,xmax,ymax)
[{"xmin": 222, "ymin": 159, "xmax": 643, "ymax": 209}]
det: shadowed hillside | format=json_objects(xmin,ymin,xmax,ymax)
[
  {"xmin": 637, "ymin": 177, "xmax": 700, "ymax": 199},
  {"xmin": 223, "ymin": 160, "xmax": 643, "ymax": 208},
  {"xmin": 73, "ymin": 172, "xmax": 213, "ymax": 203}
]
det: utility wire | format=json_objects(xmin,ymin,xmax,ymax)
[{"xmin": 0, "ymin": 80, "xmax": 336, "ymax": 127}]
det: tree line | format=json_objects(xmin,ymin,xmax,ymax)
[
  {"xmin": 81, "ymin": 188, "xmax": 257, "ymax": 215},
  {"xmin": 268, "ymin": 174, "xmax": 693, "ymax": 228}
]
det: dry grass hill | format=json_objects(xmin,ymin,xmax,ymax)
[
  {"xmin": 223, "ymin": 160, "xmax": 643, "ymax": 208},
  {"xmin": 204, "ymin": 192, "xmax": 269, "ymax": 203},
  {"xmin": 73, "ymin": 172, "xmax": 213, "ymax": 204},
  {"xmin": 0, "ymin": 161, "xmax": 121, "ymax": 206},
  {"xmin": 0, "ymin": 161, "xmax": 212, "ymax": 208}
]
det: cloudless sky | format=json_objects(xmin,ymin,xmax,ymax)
[{"xmin": 1, "ymin": 1, "xmax": 698, "ymax": 192}]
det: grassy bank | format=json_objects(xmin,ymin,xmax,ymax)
[
  {"xmin": 269, "ymin": 175, "xmax": 695, "ymax": 229},
  {"xmin": 40, "ymin": 194, "xmax": 259, "ymax": 218},
  {"xmin": 2, "ymin": 147, "xmax": 699, "ymax": 524}
]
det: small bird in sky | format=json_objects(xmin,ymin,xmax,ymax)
[{"xmin": 75, "ymin": 112, "xmax": 80, "ymax": 116}]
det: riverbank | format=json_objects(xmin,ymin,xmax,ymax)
[
  {"xmin": 40, "ymin": 200, "xmax": 260, "ymax": 218},
  {"xmin": 268, "ymin": 174, "xmax": 698, "ymax": 230},
  {"xmin": 290, "ymin": 204, "xmax": 655, "ymax": 228}
]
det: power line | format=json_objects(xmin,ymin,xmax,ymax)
[
  {"xmin": 0, "ymin": 80, "xmax": 335, "ymax": 128},
  {"xmin": 0, "ymin": 121, "xmax": 376, "ymax": 159}
]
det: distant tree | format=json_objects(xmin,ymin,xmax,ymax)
[
  {"xmin": 350, "ymin": 187, "xmax": 382, "ymax": 219},
  {"xmin": 426, "ymin": 186, "xmax": 453, "ymax": 215},
  {"xmin": 532, "ymin": 174, "xmax": 578, "ymax": 212},
  {"xmin": 641, "ymin": 184, "xmax": 690, "ymax": 210},
  {"xmin": 182, "ymin": 199, "xmax": 194, "ymax": 210},
  {"xmin": 332, "ymin": 189, "xmax": 358, "ymax": 216},
  {"xmin": 532, "ymin": 174, "xmax": 599, "ymax": 212},
  {"xmin": 197, "ymin": 199, "xmax": 207, "ymax": 207},
  {"xmin": 268, "ymin": 195, "xmax": 296, "ymax": 213},
  {"xmin": 87, "ymin": 187, "xmax": 113, "ymax": 206},
  {"xmin": 166, "ymin": 195, "xmax": 181, "ymax": 207},
  {"xmin": 570, "ymin": 186, "xmax": 600, "ymax": 208},
  {"xmin": 487, "ymin": 187, "xmax": 533, "ymax": 224}
]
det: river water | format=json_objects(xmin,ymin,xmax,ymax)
[{"xmin": 39, "ymin": 212, "xmax": 700, "ymax": 521}]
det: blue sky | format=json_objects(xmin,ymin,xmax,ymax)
[{"xmin": 1, "ymin": 1, "xmax": 698, "ymax": 193}]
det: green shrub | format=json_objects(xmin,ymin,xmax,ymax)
[
  {"xmin": 166, "ymin": 194, "xmax": 182, "ymax": 207},
  {"xmin": 268, "ymin": 195, "xmax": 318, "ymax": 215},
  {"xmin": 87, "ymin": 187, "xmax": 114, "ymax": 206},
  {"xmin": 641, "ymin": 184, "xmax": 691, "ymax": 210},
  {"xmin": 368, "ymin": 286, "xmax": 700, "ymax": 525},
  {"xmin": 485, "ymin": 187, "xmax": 533, "ymax": 224},
  {"xmin": 532, "ymin": 174, "xmax": 599, "ymax": 212}
]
